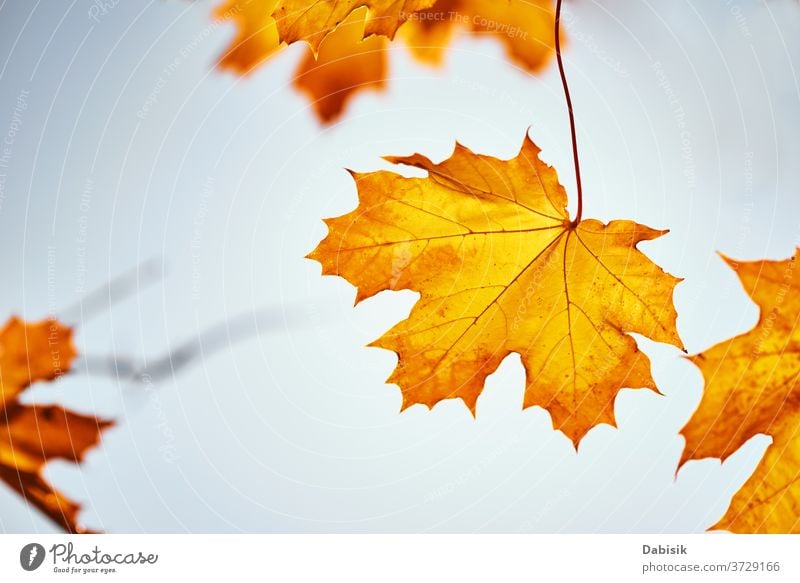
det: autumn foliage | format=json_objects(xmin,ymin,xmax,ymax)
[
  {"xmin": 309, "ymin": 135, "xmax": 684, "ymax": 444},
  {"xmin": 211, "ymin": 4, "xmax": 800, "ymax": 529},
  {"xmin": 215, "ymin": 0, "xmax": 556, "ymax": 122},
  {"xmin": 4, "ymin": 1, "xmax": 798, "ymax": 536},
  {"xmin": 0, "ymin": 317, "xmax": 111, "ymax": 533},
  {"xmin": 680, "ymin": 251, "xmax": 800, "ymax": 533},
  {"xmin": 401, "ymin": 0, "xmax": 556, "ymax": 71},
  {"xmin": 293, "ymin": 8, "xmax": 389, "ymax": 122}
]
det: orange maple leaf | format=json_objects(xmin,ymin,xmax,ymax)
[
  {"xmin": 308, "ymin": 135, "xmax": 684, "ymax": 444},
  {"xmin": 0, "ymin": 316, "xmax": 112, "ymax": 533},
  {"xmin": 214, "ymin": 0, "xmax": 556, "ymax": 123},
  {"xmin": 271, "ymin": 0, "xmax": 437, "ymax": 51},
  {"xmin": 215, "ymin": 0, "xmax": 281, "ymax": 74},
  {"xmin": 294, "ymin": 8, "xmax": 388, "ymax": 123},
  {"xmin": 680, "ymin": 250, "xmax": 800, "ymax": 533},
  {"xmin": 402, "ymin": 0, "xmax": 556, "ymax": 72}
]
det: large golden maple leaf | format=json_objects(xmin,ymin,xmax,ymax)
[
  {"xmin": 0, "ymin": 316, "xmax": 112, "ymax": 533},
  {"xmin": 681, "ymin": 250, "xmax": 800, "ymax": 533},
  {"xmin": 309, "ymin": 135, "xmax": 684, "ymax": 444}
]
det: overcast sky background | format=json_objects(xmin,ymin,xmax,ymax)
[{"xmin": 0, "ymin": 0, "xmax": 798, "ymax": 533}]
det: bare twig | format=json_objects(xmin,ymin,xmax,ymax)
[
  {"xmin": 58, "ymin": 257, "xmax": 164, "ymax": 327},
  {"xmin": 77, "ymin": 306, "xmax": 303, "ymax": 383}
]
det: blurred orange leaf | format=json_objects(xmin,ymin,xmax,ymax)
[
  {"xmin": 271, "ymin": 0, "xmax": 437, "ymax": 51},
  {"xmin": 402, "ymin": 0, "xmax": 556, "ymax": 72},
  {"xmin": 215, "ymin": 0, "xmax": 281, "ymax": 74},
  {"xmin": 0, "ymin": 317, "xmax": 112, "ymax": 533},
  {"xmin": 0, "ymin": 317, "xmax": 76, "ymax": 405},
  {"xmin": 680, "ymin": 251, "xmax": 800, "ymax": 533},
  {"xmin": 294, "ymin": 8, "xmax": 388, "ymax": 123},
  {"xmin": 214, "ymin": 0, "xmax": 558, "ymax": 123},
  {"xmin": 308, "ymin": 135, "xmax": 683, "ymax": 444}
]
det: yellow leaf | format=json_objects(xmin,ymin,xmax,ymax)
[
  {"xmin": 402, "ymin": 0, "xmax": 556, "ymax": 72},
  {"xmin": 272, "ymin": 0, "xmax": 437, "ymax": 51},
  {"xmin": 214, "ymin": 0, "xmax": 557, "ymax": 123},
  {"xmin": 294, "ymin": 7, "xmax": 388, "ymax": 123},
  {"xmin": 0, "ymin": 317, "xmax": 112, "ymax": 533},
  {"xmin": 399, "ymin": 0, "xmax": 459, "ymax": 64},
  {"xmin": 309, "ymin": 135, "xmax": 683, "ymax": 444},
  {"xmin": 216, "ymin": 0, "xmax": 281, "ymax": 74},
  {"xmin": 681, "ymin": 251, "xmax": 800, "ymax": 533}
]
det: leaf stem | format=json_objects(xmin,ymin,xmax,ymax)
[{"xmin": 555, "ymin": 0, "xmax": 583, "ymax": 226}]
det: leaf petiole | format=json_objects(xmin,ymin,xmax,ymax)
[{"xmin": 555, "ymin": 0, "xmax": 583, "ymax": 226}]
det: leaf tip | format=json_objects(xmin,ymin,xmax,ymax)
[
  {"xmin": 520, "ymin": 129, "xmax": 542, "ymax": 155},
  {"xmin": 452, "ymin": 141, "xmax": 475, "ymax": 157},
  {"xmin": 366, "ymin": 335, "xmax": 387, "ymax": 349},
  {"xmin": 353, "ymin": 287, "xmax": 373, "ymax": 306},
  {"xmin": 567, "ymin": 434, "xmax": 580, "ymax": 452},
  {"xmin": 676, "ymin": 444, "xmax": 693, "ymax": 471},
  {"xmin": 717, "ymin": 250, "xmax": 741, "ymax": 271},
  {"xmin": 398, "ymin": 392, "xmax": 424, "ymax": 413},
  {"xmin": 383, "ymin": 152, "xmax": 436, "ymax": 170},
  {"xmin": 304, "ymin": 246, "xmax": 329, "ymax": 272},
  {"xmin": 462, "ymin": 396, "xmax": 478, "ymax": 418},
  {"xmin": 344, "ymin": 167, "xmax": 361, "ymax": 181}
]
